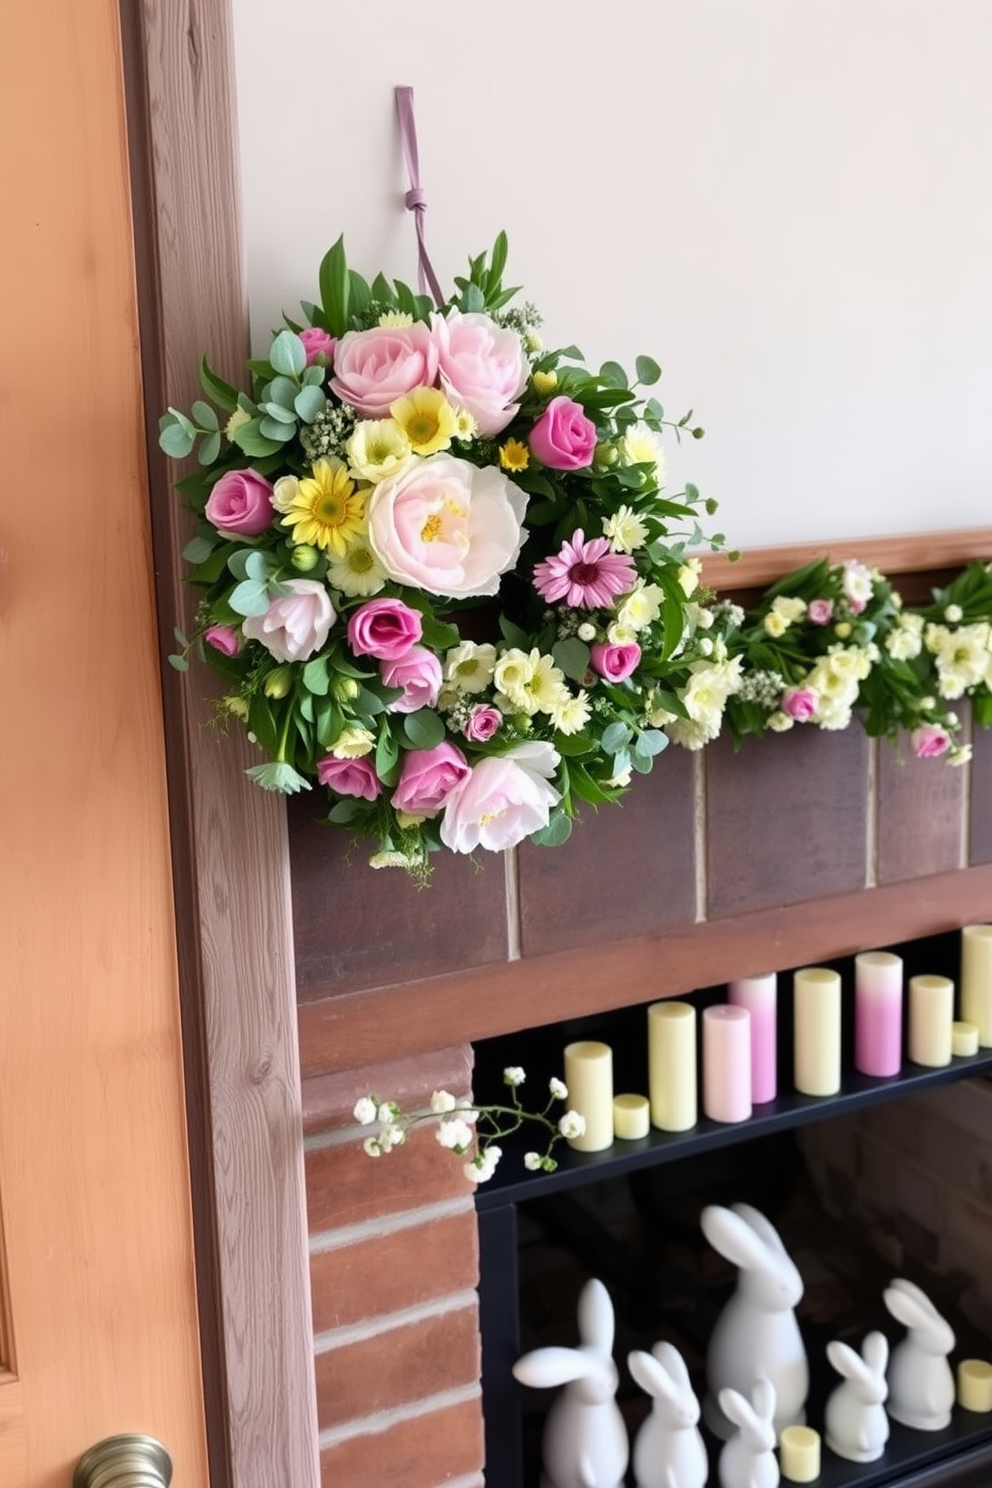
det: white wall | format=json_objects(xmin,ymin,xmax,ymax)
[{"xmin": 232, "ymin": 0, "xmax": 992, "ymax": 549}]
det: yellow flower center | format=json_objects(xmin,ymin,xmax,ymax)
[
  {"xmin": 421, "ymin": 514, "xmax": 443, "ymax": 543},
  {"xmin": 316, "ymin": 491, "xmax": 347, "ymax": 526},
  {"xmin": 348, "ymin": 547, "xmax": 375, "ymax": 574}
]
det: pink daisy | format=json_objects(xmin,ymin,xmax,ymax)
[{"xmin": 533, "ymin": 530, "xmax": 637, "ymax": 609}]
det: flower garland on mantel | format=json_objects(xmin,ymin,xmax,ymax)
[{"xmin": 159, "ymin": 234, "xmax": 992, "ymax": 876}]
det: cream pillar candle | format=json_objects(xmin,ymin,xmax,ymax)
[
  {"xmin": 908, "ymin": 975, "xmax": 954, "ymax": 1067},
  {"xmin": 563, "ymin": 1041, "xmax": 614, "ymax": 1152},
  {"xmin": 961, "ymin": 924, "xmax": 992, "ymax": 1046},
  {"xmin": 728, "ymin": 972, "xmax": 777, "ymax": 1103},
  {"xmin": 854, "ymin": 950, "xmax": 903, "ymax": 1078},
  {"xmin": 648, "ymin": 1001, "xmax": 697, "ymax": 1132},
  {"xmin": 958, "ymin": 1359, "xmax": 992, "ymax": 1412},
  {"xmin": 613, "ymin": 1093, "xmax": 650, "ymax": 1140},
  {"xmin": 779, "ymin": 1425, "xmax": 821, "ymax": 1483},
  {"xmin": 793, "ymin": 968, "xmax": 842, "ymax": 1096},
  {"xmin": 952, "ymin": 1020, "xmax": 980, "ymax": 1057},
  {"xmin": 703, "ymin": 1005, "xmax": 752, "ymax": 1123}
]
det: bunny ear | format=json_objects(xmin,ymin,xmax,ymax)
[
  {"xmin": 751, "ymin": 1376, "xmax": 777, "ymax": 1424},
  {"xmin": 577, "ymin": 1277, "xmax": 615, "ymax": 1355},
  {"xmin": 828, "ymin": 1339, "xmax": 878, "ymax": 1392},
  {"xmin": 718, "ymin": 1386, "xmax": 757, "ymax": 1433},
  {"xmin": 863, "ymin": 1330, "xmax": 889, "ymax": 1375},
  {"xmin": 628, "ymin": 1349, "xmax": 681, "ymax": 1405},
  {"xmin": 883, "ymin": 1285, "xmax": 926, "ymax": 1330},
  {"xmin": 732, "ymin": 1202, "xmax": 787, "ymax": 1255},
  {"xmin": 883, "ymin": 1282, "xmax": 955, "ymax": 1350},
  {"xmin": 652, "ymin": 1340, "xmax": 692, "ymax": 1391},
  {"xmin": 513, "ymin": 1346, "xmax": 601, "ymax": 1390},
  {"xmin": 888, "ymin": 1277, "xmax": 940, "ymax": 1316},
  {"xmin": 701, "ymin": 1204, "xmax": 778, "ymax": 1273}
]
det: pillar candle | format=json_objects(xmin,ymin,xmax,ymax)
[
  {"xmin": 908, "ymin": 975, "xmax": 954, "ymax": 1067},
  {"xmin": 703, "ymin": 1005, "xmax": 752, "ymax": 1123},
  {"xmin": 648, "ymin": 1001, "xmax": 697, "ymax": 1132},
  {"xmin": 613, "ymin": 1093, "xmax": 650, "ymax": 1140},
  {"xmin": 961, "ymin": 924, "xmax": 992, "ymax": 1046},
  {"xmin": 728, "ymin": 972, "xmax": 777, "ymax": 1103},
  {"xmin": 793, "ymin": 968, "xmax": 842, "ymax": 1096},
  {"xmin": 958, "ymin": 1359, "xmax": 992, "ymax": 1413},
  {"xmin": 854, "ymin": 950, "xmax": 903, "ymax": 1078},
  {"xmin": 779, "ymin": 1425, "xmax": 821, "ymax": 1483},
  {"xmin": 563, "ymin": 1041, "xmax": 613, "ymax": 1152},
  {"xmin": 952, "ymin": 1020, "xmax": 980, "ymax": 1057}
]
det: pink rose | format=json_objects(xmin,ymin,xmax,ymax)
[
  {"xmin": 528, "ymin": 396, "xmax": 597, "ymax": 471},
  {"xmin": 590, "ymin": 641, "xmax": 641, "ymax": 683},
  {"xmin": 367, "ymin": 453, "xmax": 527, "ymax": 600},
  {"xmin": 912, "ymin": 723, "xmax": 952, "ymax": 759},
  {"xmin": 392, "ymin": 742, "xmax": 471, "ymax": 816},
  {"xmin": 440, "ymin": 741, "xmax": 561, "ymax": 853},
  {"xmin": 381, "ymin": 645, "xmax": 443, "ymax": 713},
  {"xmin": 330, "ymin": 322, "xmax": 438, "ymax": 418},
  {"xmin": 203, "ymin": 624, "xmax": 241, "ymax": 656},
  {"xmin": 347, "ymin": 598, "xmax": 424, "ymax": 661},
  {"xmin": 204, "ymin": 468, "xmax": 274, "ymax": 537},
  {"xmin": 241, "ymin": 579, "xmax": 335, "ymax": 663},
  {"xmin": 807, "ymin": 599, "xmax": 834, "ymax": 626},
  {"xmin": 432, "ymin": 309, "xmax": 529, "ymax": 437},
  {"xmin": 464, "ymin": 705, "xmax": 503, "ymax": 743},
  {"xmin": 299, "ymin": 327, "xmax": 336, "ymax": 365},
  {"xmin": 781, "ymin": 685, "xmax": 820, "ymax": 721},
  {"xmin": 317, "ymin": 754, "xmax": 381, "ymax": 801}
]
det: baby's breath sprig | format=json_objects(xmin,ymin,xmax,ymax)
[{"xmin": 353, "ymin": 1066, "xmax": 586, "ymax": 1184}]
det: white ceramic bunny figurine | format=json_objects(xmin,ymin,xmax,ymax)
[
  {"xmin": 824, "ymin": 1330, "xmax": 890, "ymax": 1462},
  {"xmin": 717, "ymin": 1378, "xmax": 779, "ymax": 1488},
  {"xmin": 883, "ymin": 1277, "xmax": 956, "ymax": 1430},
  {"xmin": 627, "ymin": 1340, "xmax": 709, "ymax": 1488},
  {"xmin": 512, "ymin": 1277, "xmax": 629, "ymax": 1488},
  {"xmin": 700, "ymin": 1202, "xmax": 809, "ymax": 1438}
]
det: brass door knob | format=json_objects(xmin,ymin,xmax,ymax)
[{"xmin": 73, "ymin": 1434, "xmax": 173, "ymax": 1488}]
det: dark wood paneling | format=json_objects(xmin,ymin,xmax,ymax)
[
  {"xmin": 517, "ymin": 752, "xmax": 697, "ymax": 957},
  {"xmin": 877, "ymin": 729, "xmax": 967, "ymax": 884},
  {"xmin": 971, "ymin": 719, "xmax": 992, "ymax": 865}
]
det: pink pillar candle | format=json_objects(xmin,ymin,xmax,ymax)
[
  {"xmin": 854, "ymin": 950, "xmax": 903, "ymax": 1077},
  {"xmin": 728, "ymin": 972, "xmax": 777, "ymax": 1103},
  {"xmin": 703, "ymin": 1005, "xmax": 752, "ymax": 1123}
]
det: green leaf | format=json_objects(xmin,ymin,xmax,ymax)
[
  {"xmin": 629, "ymin": 749, "xmax": 655, "ymax": 774},
  {"xmin": 232, "ymin": 418, "xmax": 283, "ymax": 457},
  {"xmin": 599, "ymin": 360, "xmax": 628, "ymax": 389},
  {"xmin": 229, "ymin": 579, "xmax": 271, "ymax": 617},
  {"xmin": 269, "ymin": 329, "xmax": 306, "ymax": 378},
  {"xmin": 403, "ymin": 710, "xmax": 446, "ymax": 749},
  {"xmin": 552, "ymin": 638, "xmax": 591, "ymax": 681},
  {"xmin": 159, "ymin": 420, "xmax": 195, "ymax": 459},
  {"xmin": 601, "ymin": 721, "xmax": 632, "ymax": 753},
  {"xmin": 634, "ymin": 729, "xmax": 669, "ymax": 758},
  {"xmin": 302, "ymin": 655, "xmax": 330, "ymax": 696},
  {"xmin": 197, "ymin": 431, "xmax": 222, "ymax": 466},
  {"xmin": 568, "ymin": 763, "xmax": 616, "ymax": 805},
  {"xmin": 530, "ymin": 810, "xmax": 573, "ymax": 847},
  {"xmin": 635, "ymin": 354, "xmax": 662, "ymax": 386},
  {"xmin": 294, "ymin": 384, "xmax": 326, "ymax": 423},
  {"xmin": 191, "ymin": 399, "xmax": 219, "ymax": 431},
  {"xmin": 199, "ymin": 355, "xmax": 239, "ymax": 413},
  {"xmin": 243, "ymin": 550, "xmax": 270, "ymax": 581},
  {"xmin": 552, "ymin": 729, "xmax": 593, "ymax": 757},
  {"xmin": 227, "ymin": 549, "xmax": 254, "ymax": 581},
  {"xmin": 167, "ymin": 653, "xmax": 188, "ymax": 672},
  {"xmin": 182, "ymin": 534, "xmax": 215, "ymax": 564},
  {"xmin": 499, "ymin": 615, "xmax": 530, "ymax": 650},
  {"xmin": 258, "ymin": 416, "xmax": 296, "ymax": 443},
  {"xmin": 419, "ymin": 615, "xmax": 461, "ymax": 653},
  {"xmin": 327, "ymin": 798, "xmax": 365, "ymax": 823},
  {"xmin": 375, "ymin": 723, "xmax": 400, "ymax": 783},
  {"xmin": 319, "ymin": 235, "xmax": 350, "ymax": 337},
  {"xmin": 260, "ymin": 399, "xmax": 297, "ymax": 424},
  {"xmin": 265, "ymin": 375, "xmax": 299, "ymax": 408}
]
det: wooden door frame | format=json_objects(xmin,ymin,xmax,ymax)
[{"xmin": 119, "ymin": 4, "xmax": 320, "ymax": 1486}]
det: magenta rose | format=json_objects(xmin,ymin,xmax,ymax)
[
  {"xmin": 330, "ymin": 322, "xmax": 438, "ymax": 419},
  {"xmin": 432, "ymin": 309, "xmax": 530, "ymax": 436},
  {"xmin": 241, "ymin": 579, "xmax": 335, "ymax": 663},
  {"xmin": 347, "ymin": 598, "xmax": 424, "ymax": 661},
  {"xmin": 912, "ymin": 723, "xmax": 952, "ymax": 759},
  {"xmin": 464, "ymin": 705, "xmax": 503, "ymax": 743},
  {"xmin": 781, "ymin": 685, "xmax": 820, "ymax": 721},
  {"xmin": 381, "ymin": 645, "xmax": 443, "ymax": 714},
  {"xmin": 299, "ymin": 327, "xmax": 336, "ymax": 365},
  {"xmin": 204, "ymin": 468, "xmax": 274, "ymax": 537},
  {"xmin": 317, "ymin": 754, "xmax": 381, "ymax": 801},
  {"xmin": 392, "ymin": 742, "xmax": 471, "ymax": 816},
  {"xmin": 203, "ymin": 624, "xmax": 241, "ymax": 657},
  {"xmin": 807, "ymin": 599, "xmax": 834, "ymax": 626},
  {"xmin": 528, "ymin": 396, "xmax": 597, "ymax": 471},
  {"xmin": 590, "ymin": 641, "xmax": 641, "ymax": 683}
]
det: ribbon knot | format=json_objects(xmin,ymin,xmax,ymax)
[
  {"xmin": 404, "ymin": 187, "xmax": 427, "ymax": 212},
  {"xmin": 395, "ymin": 85, "xmax": 444, "ymax": 308}
]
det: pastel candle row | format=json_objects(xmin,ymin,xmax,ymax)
[{"xmin": 961, "ymin": 923, "xmax": 992, "ymax": 1046}]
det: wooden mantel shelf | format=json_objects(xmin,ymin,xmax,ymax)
[{"xmin": 701, "ymin": 525, "xmax": 992, "ymax": 594}]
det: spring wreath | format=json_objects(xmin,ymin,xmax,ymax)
[{"xmin": 160, "ymin": 234, "xmax": 724, "ymax": 872}]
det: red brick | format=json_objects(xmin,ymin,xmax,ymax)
[
  {"xmin": 302, "ymin": 1046, "xmax": 473, "ymax": 1135},
  {"xmin": 306, "ymin": 1125, "xmax": 473, "ymax": 1234},
  {"xmin": 320, "ymin": 1397, "xmax": 484, "ymax": 1488}
]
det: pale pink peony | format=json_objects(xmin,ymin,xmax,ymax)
[
  {"xmin": 316, "ymin": 754, "xmax": 381, "ymax": 801},
  {"xmin": 347, "ymin": 597, "xmax": 424, "ymax": 661},
  {"xmin": 381, "ymin": 645, "xmax": 443, "ymax": 713},
  {"xmin": 367, "ymin": 453, "xmax": 528, "ymax": 600},
  {"xmin": 781, "ymin": 685, "xmax": 820, "ymax": 721},
  {"xmin": 528, "ymin": 396, "xmax": 597, "ymax": 470},
  {"xmin": 590, "ymin": 641, "xmax": 641, "ymax": 682},
  {"xmin": 391, "ymin": 742, "xmax": 471, "ymax": 816},
  {"xmin": 299, "ymin": 327, "xmax": 336, "ymax": 365},
  {"xmin": 842, "ymin": 560, "xmax": 873, "ymax": 614},
  {"xmin": 432, "ymin": 309, "xmax": 530, "ymax": 436},
  {"xmin": 464, "ymin": 705, "xmax": 503, "ymax": 743},
  {"xmin": 205, "ymin": 468, "xmax": 275, "ymax": 536},
  {"xmin": 330, "ymin": 322, "xmax": 438, "ymax": 418},
  {"xmin": 440, "ymin": 742, "xmax": 561, "ymax": 853},
  {"xmin": 533, "ymin": 530, "xmax": 636, "ymax": 609},
  {"xmin": 912, "ymin": 722, "xmax": 952, "ymax": 759},
  {"xmin": 241, "ymin": 579, "xmax": 335, "ymax": 662},
  {"xmin": 807, "ymin": 598, "xmax": 834, "ymax": 626},
  {"xmin": 203, "ymin": 624, "xmax": 241, "ymax": 656}
]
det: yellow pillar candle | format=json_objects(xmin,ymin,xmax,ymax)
[
  {"xmin": 613, "ymin": 1093, "xmax": 650, "ymax": 1140},
  {"xmin": 648, "ymin": 1001, "xmax": 697, "ymax": 1132},
  {"xmin": 563, "ymin": 1041, "xmax": 614, "ymax": 1151},
  {"xmin": 908, "ymin": 974, "xmax": 954, "ymax": 1067},
  {"xmin": 779, "ymin": 1425, "xmax": 821, "ymax": 1483},
  {"xmin": 953, "ymin": 1020, "xmax": 980, "ymax": 1057},
  {"xmin": 793, "ymin": 968, "xmax": 842, "ymax": 1096},
  {"xmin": 961, "ymin": 924, "xmax": 992, "ymax": 1046},
  {"xmin": 957, "ymin": 1359, "xmax": 992, "ymax": 1412}
]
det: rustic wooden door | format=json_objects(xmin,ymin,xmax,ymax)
[{"xmin": 0, "ymin": 1, "xmax": 211, "ymax": 1482}]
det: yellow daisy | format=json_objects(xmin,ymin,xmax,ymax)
[
  {"xmin": 280, "ymin": 458, "xmax": 366, "ymax": 556},
  {"xmin": 499, "ymin": 438, "xmax": 529, "ymax": 472},
  {"xmin": 389, "ymin": 388, "xmax": 458, "ymax": 456}
]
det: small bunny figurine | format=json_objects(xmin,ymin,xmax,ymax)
[
  {"xmin": 717, "ymin": 1377, "xmax": 779, "ymax": 1488},
  {"xmin": 627, "ymin": 1340, "xmax": 709, "ymax": 1488},
  {"xmin": 512, "ymin": 1277, "xmax": 629, "ymax": 1488},
  {"xmin": 883, "ymin": 1277, "xmax": 957, "ymax": 1430},
  {"xmin": 824, "ymin": 1330, "xmax": 890, "ymax": 1462},
  {"xmin": 700, "ymin": 1202, "xmax": 809, "ymax": 1438}
]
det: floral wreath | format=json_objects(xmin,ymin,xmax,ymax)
[{"xmin": 160, "ymin": 234, "xmax": 723, "ymax": 873}]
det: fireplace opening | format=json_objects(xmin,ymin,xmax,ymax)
[{"xmin": 472, "ymin": 931, "xmax": 992, "ymax": 1486}]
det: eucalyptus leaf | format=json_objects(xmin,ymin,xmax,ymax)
[
  {"xmin": 191, "ymin": 399, "xmax": 219, "ymax": 431},
  {"xmin": 182, "ymin": 534, "xmax": 215, "ymax": 564},
  {"xmin": 159, "ymin": 421, "xmax": 195, "ymax": 459},
  {"xmin": 599, "ymin": 360, "xmax": 628, "ymax": 388},
  {"xmin": 258, "ymin": 416, "xmax": 296, "ymax": 443},
  {"xmin": 260, "ymin": 400, "xmax": 297, "ymax": 424},
  {"xmin": 266, "ymin": 375, "xmax": 299, "ymax": 408},
  {"xmin": 269, "ymin": 329, "xmax": 306, "ymax": 378},
  {"xmin": 635, "ymin": 354, "xmax": 662, "ymax": 386},
  {"xmin": 229, "ymin": 579, "xmax": 271, "ymax": 617},
  {"xmin": 243, "ymin": 550, "xmax": 270, "ymax": 582},
  {"xmin": 197, "ymin": 432, "xmax": 222, "ymax": 466},
  {"xmin": 227, "ymin": 549, "xmax": 253, "ymax": 581},
  {"xmin": 530, "ymin": 811, "xmax": 573, "ymax": 848},
  {"xmin": 601, "ymin": 721, "xmax": 632, "ymax": 753},
  {"xmin": 403, "ymin": 710, "xmax": 446, "ymax": 749},
  {"xmin": 294, "ymin": 384, "xmax": 326, "ymax": 423},
  {"xmin": 167, "ymin": 653, "xmax": 188, "ymax": 672},
  {"xmin": 552, "ymin": 638, "xmax": 591, "ymax": 681},
  {"xmin": 629, "ymin": 750, "xmax": 655, "ymax": 774},
  {"xmin": 634, "ymin": 729, "xmax": 669, "ymax": 758}
]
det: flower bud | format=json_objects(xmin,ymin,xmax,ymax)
[
  {"xmin": 594, "ymin": 442, "xmax": 619, "ymax": 466},
  {"xmin": 264, "ymin": 666, "xmax": 293, "ymax": 699},
  {"xmin": 290, "ymin": 544, "xmax": 320, "ymax": 573},
  {"xmin": 331, "ymin": 676, "xmax": 360, "ymax": 702},
  {"xmin": 834, "ymin": 621, "xmax": 852, "ymax": 639},
  {"xmin": 532, "ymin": 369, "xmax": 557, "ymax": 395},
  {"xmin": 525, "ymin": 331, "xmax": 544, "ymax": 352}
]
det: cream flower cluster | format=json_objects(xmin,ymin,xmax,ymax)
[{"xmin": 925, "ymin": 621, "xmax": 992, "ymax": 699}]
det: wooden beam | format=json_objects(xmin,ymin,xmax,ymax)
[{"xmin": 702, "ymin": 527, "xmax": 992, "ymax": 594}]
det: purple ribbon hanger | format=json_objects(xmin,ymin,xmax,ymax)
[{"xmin": 395, "ymin": 85, "xmax": 445, "ymax": 309}]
